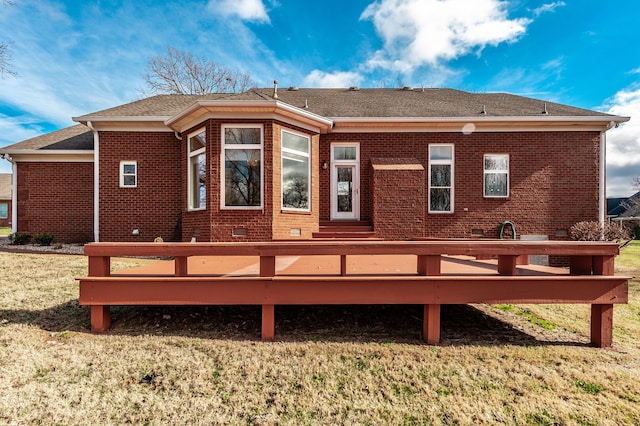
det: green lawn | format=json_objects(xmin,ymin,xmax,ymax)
[
  {"xmin": 0, "ymin": 227, "xmax": 10, "ymax": 237},
  {"xmin": 618, "ymin": 239, "xmax": 640, "ymax": 270}
]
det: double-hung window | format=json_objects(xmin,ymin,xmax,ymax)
[
  {"xmin": 484, "ymin": 154, "xmax": 509, "ymax": 197},
  {"xmin": 188, "ymin": 128, "xmax": 206, "ymax": 210},
  {"xmin": 119, "ymin": 161, "xmax": 137, "ymax": 188},
  {"xmin": 0, "ymin": 202, "xmax": 7, "ymax": 219},
  {"xmin": 222, "ymin": 125, "xmax": 263, "ymax": 208},
  {"xmin": 281, "ymin": 130, "xmax": 310, "ymax": 211},
  {"xmin": 428, "ymin": 144, "xmax": 454, "ymax": 213}
]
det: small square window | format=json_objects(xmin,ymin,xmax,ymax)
[{"xmin": 120, "ymin": 161, "xmax": 137, "ymax": 188}]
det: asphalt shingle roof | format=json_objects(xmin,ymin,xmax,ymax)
[
  {"xmin": 1, "ymin": 124, "xmax": 93, "ymax": 151},
  {"xmin": 2, "ymin": 88, "xmax": 621, "ymax": 152},
  {"xmin": 75, "ymin": 88, "xmax": 616, "ymax": 120}
]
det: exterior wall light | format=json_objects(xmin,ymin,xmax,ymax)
[{"xmin": 322, "ymin": 161, "xmax": 328, "ymax": 170}]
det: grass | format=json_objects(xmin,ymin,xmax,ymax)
[
  {"xmin": 0, "ymin": 249, "xmax": 639, "ymax": 424},
  {"xmin": 0, "ymin": 226, "xmax": 10, "ymax": 237}
]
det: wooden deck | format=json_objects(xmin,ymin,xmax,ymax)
[{"xmin": 77, "ymin": 241, "xmax": 629, "ymax": 347}]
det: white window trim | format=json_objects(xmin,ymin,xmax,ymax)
[
  {"xmin": 221, "ymin": 124, "xmax": 264, "ymax": 210},
  {"xmin": 187, "ymin": 128, "xmax": 206, "ymax": 211},
  {"xmin": 428, "ymin": 144, "xmax": 454, "ymax": 214},
  {"xmin": 483, "ymin": 154, "xmax": 510, "ymax": 198},
  {"xmin": 281, "ymin": 129, "xmax": 311, "ymax": 212},
  {"xmin": 119, "ymin": 160, "xmax": 137, "ymax": 188}
]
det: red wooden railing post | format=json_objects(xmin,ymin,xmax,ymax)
[
  {"xmin": 175, "ymin": 256, "xmax": 188, "ymax": 276},
  {"xmin": 590, "ymin": 254, "xmax": 616, "ymax": 347},
  {"xmin": 497, "ymin": 255, "xmax": 518, "ymax": 275},
  {"xmin": 418, "ymin": 255, "xmax": 441, "ymax": 344},
  {"xmin": 260, "ymin": 254, "xmax": 276, "ymax": 341},
  {"xmin": 87, "ymin": 255, "xmax": 111, "ymax": 333}
]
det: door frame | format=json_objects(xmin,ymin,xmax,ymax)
[{"xmin": 330, "ymin": 142, "xmax": 360, "ymax": 220}]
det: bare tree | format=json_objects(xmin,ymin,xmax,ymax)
[
  {"xmin": 621, "ymin": 177, "xmax": 640, "ymax": 216},
  {"xmin": 142, "ymin": 46, "xmax": 255, "ymax": 95},
  {"xmin": 0, "ymin": 0, "xmax": 16, "ymax": 77}
]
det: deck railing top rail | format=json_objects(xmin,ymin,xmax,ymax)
[{"xmin": 84, "ymin": 240, "xmax": 620, "ymax": 258}]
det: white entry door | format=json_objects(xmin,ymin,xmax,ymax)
[{"xmin": 330, "ymin": 143, "xmax": 360, "ymax": 220}]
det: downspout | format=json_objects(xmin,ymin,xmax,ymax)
[
  {"xmin": 87, "ymin": 121, "xmax": 99, "ymax": 242},
  {"xmin": 599, "ymin": 126, "xmax": 610, "ymax": 235},
  {"xmin": 11, "ymin": 158, "xmax": 17, "ymax": 234}
]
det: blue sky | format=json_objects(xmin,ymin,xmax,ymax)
[{"xmin": 1, "ymin": 0, "xmax": 639, "ymax": 196}]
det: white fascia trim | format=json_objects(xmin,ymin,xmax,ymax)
[
  {"xmin": 332, "ymin": 115, "xmax": 630, "ymax": 124},
  {"xmin": 73, "ymin": 115, "xmax": 171, "ymax": 123},
  {"xmin": 2, "ymin": 149, "xmax": 94, "ymax": 155},
  {"xmin": 331, "ymin": 116, "xmax": 630, "ymax": 133}
]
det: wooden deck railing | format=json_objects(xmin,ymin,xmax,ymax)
[{"xmin": 77, "ymin": 241, "xmax": 629, "ymax": 347}]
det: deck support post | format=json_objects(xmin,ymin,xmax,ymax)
[
  {"xmin": 570, "ymin": 256, "xmax": 593, "ymax": 275},
  {"xmin": 90, "ymin": 305, "xmax": 111, "ymax": 333},
  {"xmin": 423, "ymin": 304, "xmax": 441, "ymax": 345},
  {"xmin": 340, "ymin": 255, "xmax": 347, "ymax": 276},
  {"xmin": 262, "ymin": 304, "xmax": 275, "ymax": 341},
  {"xmin": 590, "ymin": 304, "xmax": 613, "ymax": 348}
]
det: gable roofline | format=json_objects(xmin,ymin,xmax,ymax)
[{"xmin": 164, "ymin": 99, "xmax": 334, "ymax": 133}]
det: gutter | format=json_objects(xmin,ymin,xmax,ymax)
[{"xmin": 87, "ymin": 121, "xmax": 100, "ymax": 242}]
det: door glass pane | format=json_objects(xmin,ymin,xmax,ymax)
[
  {"xmin": 337, "ymin": 167, "xmax": 353, "ymax": 213},
  {"xmin": 334, "ymin": 146, "xmax": 357, "ymax": 160}
]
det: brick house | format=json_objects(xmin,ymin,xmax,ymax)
[
  {"xmin": 0, "ymin": 173, "xmax": 11, "ymax": 228},
  {"xmin": 0, "ymin": 87, "xmax": 629, "ymax": 244}
]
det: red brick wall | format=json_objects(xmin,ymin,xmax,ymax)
[
  {"xmin": 99, "ymin": 131, "xmax": 182, "ymax": 242},
  {"xmin": 16, "ymin": 162, "xmax": 93, "ymax": 243},
  {"xmin": 372, "ymin": 160, "xmax": 426, "ymax": 239},
  {"xmin": 321, "ymin": 131, "xmax": 601, "ymax": 240}
]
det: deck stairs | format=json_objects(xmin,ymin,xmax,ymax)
[{"xmin": 312, "ymin": 220, "xmax": 376, "ymax": 239}]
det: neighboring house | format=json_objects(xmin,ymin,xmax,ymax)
[
  {"xmin": 0, "ymin": 86, "xmax": 629, "ymax": 243},
  {"xmin": 0, "ymin": 173, "xmax": 11, "ymax": 228},
  {"xmin": 608, "ymin": 191, "xmax": 640, "ymax": 220}
]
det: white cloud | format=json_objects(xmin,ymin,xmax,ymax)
[
  {"xmin": 532, "ymin": 2, "xmax": 566, "ymax": 17},
  {"xmin": 208, "ymin": 0, "xmax": 270, "ymax": 23},
  {"xmin": 360, "ymin": 0, "xmax": 531, "ymax": 73},
  {"xmin": 603, "ymin": 86, "xmax": 640, "ymax": 196},
  {"xmin": 302, "ymin": 70, "xmax": 364, "ymax": 88}
]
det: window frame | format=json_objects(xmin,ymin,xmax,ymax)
[
  {"xmin": 281, "ymin": 129, "xmax": 311, "ymax": 212},
  {"xmin": 221, "ymin": 124, "xmax": 264, "ymax": 210},
  {"xmin": 428, "ymin": 144, "xmax": 454, "ymax": 214},
  {"xmin": 483, "ymin": 154, "xmax": 510, "ymax": 198},
  {"xmin": 119, "ymin": 160, "xmax": 137, "ymax": 188},
  {"xmin": 187, "ymin": 128, "xmax": 207, "ymax": 211}
]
